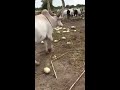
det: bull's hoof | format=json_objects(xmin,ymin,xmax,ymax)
[
  {"xmin": 48, "ymin": 48, "xmax": 52, "ymax": 52},
  {"xmin": 35, "ymin": 60, "xmax": 40, "ymax": 66},
  {"xmin": 45, "ymin": 51, "xmax": 50, "ymax": 55}
]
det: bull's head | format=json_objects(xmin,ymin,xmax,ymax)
[
  {"xmin": 46, "ymin": 0, "xmax": 65, "ymax": 27},
  {"xmin": 49, "ymin": 9, "xmax": 64, "ymax": 27}
]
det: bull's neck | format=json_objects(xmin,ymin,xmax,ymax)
[{"xmin": 44, "ymin": 15, "xmax": 57, "ymax": 28}]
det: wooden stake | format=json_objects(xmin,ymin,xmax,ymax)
[
  {"xmin": 52, "ymin": 51, "xmax": 70, "ymax": 62},
  {"xmin": 68, "ymin": 70, "xmax": 85, "ymax": 90},
  {"xmin": 51, "ymin": 60, "xmax": 57, "ymax": 79}
]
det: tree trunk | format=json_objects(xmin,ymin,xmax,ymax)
[
  {"xmin": 47, "ymin": 0, "xmax": 51, "ymax": 11},
  {"xmin": 61, "ymin": 0, "xmax": 65, "ymax": 9}
]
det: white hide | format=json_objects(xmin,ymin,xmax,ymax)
[
  {"xmin": 35, "ymin": 14, "xmax": 53, "ymax": 43},
  {"xmin": 35, "ymin": 10, "xmax": 63, "ymax": 43},
  {"xmin": 35, "ymin": 9, "xmax": 63, "ymax": 65},
  {"xmin": 62, "ymin": 9, "xmax": 67, "ymax": 19},
  {"xmin": 69, "ymin": 9, "xmax": 74, "ymax": 16},
  {"xmin": 76, "ymin": 9, "xmax": 81, "ymax": 15},
  {"xmin": 61, "ymin": 9, "xmax": 74, "ymax": 19},
  {"xmin": 61, "ymin": 8, "xmax": 81, "ymax": 18}
]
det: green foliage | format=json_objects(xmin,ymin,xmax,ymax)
[
  {"xmin": 69, "ymin": 5, "xmax": 74, "ymax": 8},
  {"xmin": 35, "ymin": 8, "xmax": 41, "ymax": 11},
  {"xmin": 36, "ymin": 0, "xmax": 85, "ymax": 11},
  {"xmin": 65, "ymin": 4, "xmax": 85, "ymax": 8},
  {"xmin": 66, "ymin": 5, "xmax": 70, "ymax": 8},
  {"xmin": 76, "ymin": 4, "xmax": 82, "ymax": 7}
]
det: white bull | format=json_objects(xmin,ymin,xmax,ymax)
[
  {"xmin": 73, "ymin": 8, "xmax": 82, "ymax": 17},
  {"xmin": 76, "ymin": 9, "xmax": 81, "ymax": 16},
  {"xmin": 35, "ymin": 9, "xmax": 63, "ymax": 65},
  {"xmin": 61, "ymin": 9, "xmax": 74, "ymax": 19},
  {"xmin": 69, "ymin": 9, "xmax": 74, "ymax": 16},
  {"xmin": 61, "ymin": 9, "xmax": 67, "ymax": 19}
]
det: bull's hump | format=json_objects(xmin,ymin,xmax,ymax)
[
  {"xmin": 41, "ymin": 9, "xmax": 50, "ymax": 17},
  {"xmin": 41, "ymin": 9, "xmax": 48, "ymax": 13},
  {"xmin": 35, "ymin": 14, "xmax": 46, "ymax": 20}
]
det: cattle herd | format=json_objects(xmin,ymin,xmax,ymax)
[
  {"xmin": 35, "ymin": 7, "xmax": 85, "ymax": 19},
  {"xmin": 60, "ymin": 8, "xmax": 85, "ymax": 19}
]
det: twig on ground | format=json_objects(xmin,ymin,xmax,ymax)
[
  {"xmin": 51, "ymin": 60, "xmax": 57, "ymax": 79},
  {"xmin": 52, "ymin": 50, "xmax": 82, "ymax": 62},
  {"xmin": 64, "ymin": 63, "xmax": 85, "ymax": 89},
  {"xmin": 68, "ymin": 70, "xmax": 85, "ymax": 90},
  {"xmin": 52, "ymin": 51, "xmax": 71, "ymax": 62},
  {"xmin": 50, "ymin": 50, "xmax": 85, "ymax": 79}
]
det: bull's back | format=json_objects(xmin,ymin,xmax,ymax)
[
  {"xmin": 35, "ymin": 15, "xmax": 48, "ymax": 42},
  {"xmin": 35, "ymin": 14, "xmax": 53, "ymax": 42}
]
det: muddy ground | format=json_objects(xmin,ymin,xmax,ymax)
[{"xmin": 35, "ymin": 18, "xmax": 85, "ymax": 90}]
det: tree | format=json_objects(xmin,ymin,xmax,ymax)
[
  {"xmin": 41, "ymin": 0, "xmax": 65, "ymax": 13},
  {"xmin": 41, "ymin": 0, "xmax": 54, "ymax": 10},
  {"xmin": 47, "ymin": 0, "xmax": 51, "ymax": 11},
  {"xmin": 76, "ymin": 4, "xmax": 81, "ymax": 8},
  {"xmin": 61, "ymin": 0, "xmax": 65, "ymax": 9},
  {"xmin": 66, "ymin": 5, "xmax": 70, "ymax": 8},
  {"xmin": 69, "ymin": 5, "xmax": 74, "ymax": 8}
]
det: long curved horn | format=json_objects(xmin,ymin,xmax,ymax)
[
  {"xmin": 57, "ymin": 9, "xmax": 63, "ymax": 17},
  {"xmin": 47, "ymin": 0, "xmax": 55, "ymax": 16},
  {"xmin": 49, "ymin": 10, "xmax": 55, "ymax": 16},
  {"xmin": 57, "ymin": 0, "xmax": 65, "ymax": 17},
  {"xmin": 61, "ymin": 0, "xmax": 65, "ymax": 9}
]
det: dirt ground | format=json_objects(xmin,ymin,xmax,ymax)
[{"xmin": 35, "ymin": 18, "xmax": 85, "ymax": 90}]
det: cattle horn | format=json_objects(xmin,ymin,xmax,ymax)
[
  {"xmin": 57, "ymin": 9, "xmax": 63, "ymax": 17},
  {"xmin": 57, "ymin": 0, "xmax": 65, "ymax": 17},
  {"xmin": 49, "ymin": 10, "xmax": 55, "ymax": 16}
]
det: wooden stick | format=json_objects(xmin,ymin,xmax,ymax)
[
  {"xmin": 52, "ymin": 50, "xmax": 80, "ymax": 61},
  {"xmin": 51, "ymin": 50, "xmax": 84, "ymax": 79},
  {"xmin": 51, "ymin": 60, "xmax": 57, "ymax": 79},
  {"xmin": 64, "ymin": 63, "xmax": 85, "ymax": 90},
  {"xmin": 68, "ymin": 70, "xmax": 85, "ymax": 90},
  {"xmin": 52, "ymin": 51, "xmax": 70, "ymax": 62}
]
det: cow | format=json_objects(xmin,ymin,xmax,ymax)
[
  {"xmin": 61, "ymin": 9, "xmax": 67, "ymax": 19},
  {"xmin": 76, "ymin": 8, "xmax": 82, "ymax": 16},
  {"xmin": 61, "ymin": 8, "xmax": 74, "ymax": 19},
  {"xmin": 74, "ymin": 9, "xmax": 78, "ymax": 17},
  {"xmin": 69, "ymin": 8, "xmax": 74, "ymax": 16},
  {"xmin": 73, "ymin": 8, "xmax": 82, "ymax": 17},
  {"xmin": 61, "ymin": 8, "xmax": 82, "ymax": 19},
  {"xmin": 67, "ymin": 9, "xmax": 70, "ymax": 19},
  {"xmin": 35, "ymin": 9, "xmax": 63, "ymax": 65}
]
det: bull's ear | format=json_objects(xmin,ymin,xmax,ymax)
[
  {"xmin": 49, "ymin": 10, "xmax": 55, "ymax": 16},
  {"xmin": 58, "ymin": 17, "xmax": 63, "ymax": 20}
]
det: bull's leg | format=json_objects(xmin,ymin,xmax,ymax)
[
  {"xmin": 47, "ymin": 36, "xmax": 53, "ymax": 53},
  {"xmin": 48, "ymin": 39, "xmax": 53, "ymax": 53},
  {"xmin": 35, "ymin": 60, "xmax": 40, "ymax": 65},
  {"xmin": 74, "ymin": 13, "xmax": 75, "ymax": 17},
  {"xmin": 44, "ymin": 39, "xmax": 49, "ymax": 54}
]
